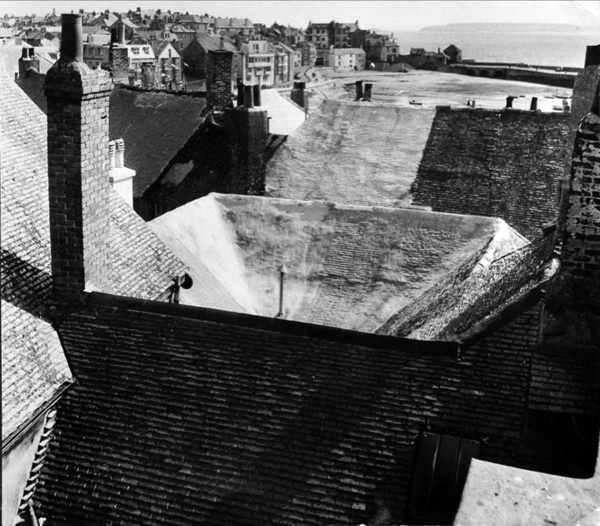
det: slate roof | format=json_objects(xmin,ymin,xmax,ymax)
[
  {"xmin": 149, "ymin": 194, "xmax": 527, "ymax": 332},
  {"xmin": 109, "ymin": 86, "xmax": 207, "ymax": 198},
  {"xmin": 195, "ymin": 33, "xmax": 239, "ymax": 53},
  {"xmin": 377, "ymin": 235, "xmax": 557, "ymax": 342},
  {"xmin": 36, "ymin": 293, "xmax": 465, "ymax": 525},
  {"xmin": 265, "ymin": 100, "xmax": 436, "ymax": 207},
  {"xmin": 1, "ymin": 301, "xmax": 72, "ymax": 446},
  {"xmin": 17, "ymin": 76, "xmax": 208, "ymax": 199}
]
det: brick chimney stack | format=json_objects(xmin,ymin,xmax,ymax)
[
  {"xmin": 206, "ymin": 49, "xmax": 233, "ymax": 110},
  {"xmin": 44, "ymin": 13, "xmax": 114, "ymax": 300},
  {"xmin": 542, "ymin": 78, "xmax": 600, "ymax": 352}
]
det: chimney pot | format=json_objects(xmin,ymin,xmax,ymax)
[
  {"xmin": 115, "ymin": 138, "xmax": 125, "ymax": 168},
  {"xmin": 530, "ymin": 97, "xmax": 538, "ymax": 111},
  {"xmin": 253, "ymin": 84, "xmax": 261, "ymax": 107},
  {"xmin": 244, "ymin": 84, "xmax": 254, "ymax": 108},
  {"xmin": 108, "ymin": 140, "xmax": 116, "ymax": 169},
  {"xmin": 60, "ymin": 13, "xmax": 84, "ymax": 62}
]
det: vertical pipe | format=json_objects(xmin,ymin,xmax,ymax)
[
  {"xmin": 530, "ymin": 97, "xmax": 538, "ymax": 111},
  {"xmin": 244, "ymin": 85, "xmax": 254, "ymax": 108},
  {"xmin": 253, "ymin": 84, "xmax": 261, "ymax": 107}
]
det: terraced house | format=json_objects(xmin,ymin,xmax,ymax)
[{"xmin": 1, "ymin": 14, "xmax": 599, "ymax": 526}]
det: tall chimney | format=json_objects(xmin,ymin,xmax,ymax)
[
  {"xmin": 542, "ymin": 81, "xmax": 600, "ymax": 352},
  {"xmin": 44, "ymin": 14, "xmax": 114, "ymax": 299},
  {"xmin": 206, "ymin": 49, "xmax": 233, "ymax": 110}
]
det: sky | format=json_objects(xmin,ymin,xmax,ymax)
[{"xmin": 2, "ymin": 1, "xmax": 600, "ymax": 31}]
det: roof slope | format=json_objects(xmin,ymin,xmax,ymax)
[
  {"xmin": 14, "ymin": 77, "xmax": 207, "ymax": 199},
  {"xmin": 265, "ymin": 100, "xmax": 435, "ymax": 207},
  {"xmin": 2, "ymin": 301, "xmax": 72, "ymax": 444},
  {"xmin": 149, "ymin": 193, "xmax": 528, "ymax": 332},
  {"xmin": 377, "ymin": 235, "xmax": 556, "ymax": 341},
  {"xmin": 257, "ymin": 89, "xmax": 306, "ymax": 135},
  {"xmin": 412, "ymin": 106, "xmax": 570, "ymax": 239},
  {"xmin": 109, "ymin": 87, "xmax": 207, "ymax": 198},
  {"xmin": 0, "ymin": 73, "xmax": 73, "ymax": 444},
  {"xmin": 33, "ymin": 298, "xmax": 464, "ymax": 525},
  {"xmin": 1, "ymin": 73, "xmax": 188, "ymax": 307}
]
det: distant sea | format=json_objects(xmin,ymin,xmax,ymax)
[{"xmin": 389, "ymin": 25, "xmax": 599, "ymax": 68}]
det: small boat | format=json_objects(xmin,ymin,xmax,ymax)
[{"xmin": 409, "ymin": 100, "xmax": 423, "ymax": 106}]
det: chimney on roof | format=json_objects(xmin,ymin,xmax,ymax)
[
  {"xmin": 530, "ymin": 97, "xmax": 538, "ymax": 111},
  {"xmin": 541, "ymin": 78, "xmax": 600, "ymax": 353},
  {"xmin": 108, "ymin": 138, "xmax": 136, "ymax": 207},
  {"xmin": 291, "ymin": 81, "xmax": 306, "ymax": 108},
  {"xmin": 362, "ymin": 82, "xmax": 373, "ymax": 102},
  {"xmin": 18, "ymin": 46, "xmax": 39, "ymax": 77},
  {"xmin": 44, "ymin": 13, "xmax": 114, "ymax": 300},
  {"xmin": 206, "ymin": 48, "xmax": 234, "ymax": 110},
  {"xmin": 355, "ymin": 79, "xmax": 363, "ymax": 101}
]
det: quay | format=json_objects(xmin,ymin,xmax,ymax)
[{"xmin": 448, "ymin": 61, "xmax": 581, "ymax": 88}]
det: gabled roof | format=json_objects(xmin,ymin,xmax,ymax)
[
  {"xmin": 154, "ymin": 39, "xmax": 179, "ymax": 57},
  {"xmin": 148, "ymin": 194, "xmax": 527, "ymax": 332},
  {"xmin": 377, "ymin": 235, "xmax": 555, "ymax": 342},
  {"xmin": 266, "ymin": 100, "xmax": 436, "ymax": 208}
]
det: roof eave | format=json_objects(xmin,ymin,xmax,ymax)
[{"xmin": 2, "ymin": 380, "xmax": 74, "ymax": 455}]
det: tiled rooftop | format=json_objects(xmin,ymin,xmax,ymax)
[
  {"xmin": 377, "ymin": 235, "xmax": 557, "ymax": 341},
  {"xmin": 1, "ymin": 72, "xmax": 195, "ymax": 441},
  {"xmin": 266, "ymin": 100, "xmax": 435, "ymax": 207},
  {"xmin": 36, "ymin": 293, "xmax": 529, "ymax": 525},
  {"xmin": 14, "ymin": 76, "xmax": 208, "ymax": 199},
  {"xmin": 149, "ymin": 193, "xmax": 528, "ymax": 332}
]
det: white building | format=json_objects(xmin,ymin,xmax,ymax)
[
  {"xmin": 241, "ymin": 40, "xmax": 275, "ymax": 87},
  {"xmin": 327, "ymin": 47, "xmax": 366, "ymax": 70}
]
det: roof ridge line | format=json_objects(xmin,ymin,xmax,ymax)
[{"xmin": 86, "ymin": 291, "xmax": 459, "ymax": 357}]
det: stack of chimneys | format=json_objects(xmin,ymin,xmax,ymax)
[
  {"xmin": 236, "ymin": 79, "xmax": 262, "ymax": 108},
  {"xmin": 355, "ymin": 80, "xmax": 372, "ymax": 102},
  {"xmin": 18, "ymin": 47, "xmax": 39, "ymax": 78},
  {"xmin": 44, "ymin": 13, "xmax": 114, "ymax": 299}
]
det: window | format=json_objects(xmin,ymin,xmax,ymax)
[{"xmin": 408, "ymin": 432, "xmax": 480, "ymax": 525}]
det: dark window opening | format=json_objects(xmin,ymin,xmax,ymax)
[{"xmin": 407, "ymin": 432, "xmax": 480, "ymax": 525}]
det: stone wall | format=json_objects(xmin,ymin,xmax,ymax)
[{"xmin": 412, "ymin": 107, "xmax": 570, "ymax": 240}]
